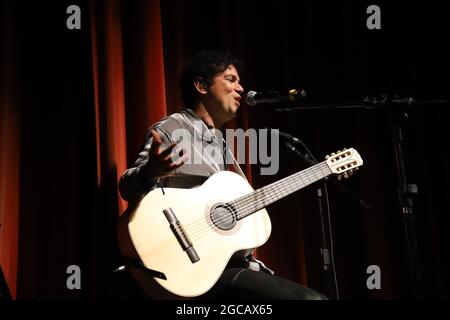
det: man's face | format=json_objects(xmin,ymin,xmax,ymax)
[{"xmin": 205, "ymin": 64, "xmax": 244, "ymax": 122}]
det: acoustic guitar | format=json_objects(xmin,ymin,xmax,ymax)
[{"xmin": 118, "ymin": 148, "xmax": 363, "ymax": 298}]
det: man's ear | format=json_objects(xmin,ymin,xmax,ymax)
[{"xmin": 193, "ymin": 77, "xmax": 208, "ymax": 95}]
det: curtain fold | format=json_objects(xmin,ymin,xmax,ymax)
[
  {"xmin": 91, "ymin": 0, "xmax": 128, "ymax": 214},
  {"xmin": 0, "ymin": 1, "xmax": 19, "ymax": 299},
  {"xmin": 0, "ymin": 66, "xmax": 19, "ymax": 301},
  {"xmin": 90, "ymin": 0, "xmax": 167, "ymax": 215}
]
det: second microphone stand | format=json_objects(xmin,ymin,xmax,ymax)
[
  {"xmin": 274, "ymin": 94, "xmax": 444, "ymax": 299},
  {"xmin": 283, "ymin": 139, "xmax": 338, "ymax": 299},
  {"xmin": 278, "ymin": 128, "xmax": 371, "ymax": 299}
]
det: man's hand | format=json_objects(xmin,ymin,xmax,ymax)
[{"xmin": 142, "ymin": 129, "xmax": 186, "ymax": 180}]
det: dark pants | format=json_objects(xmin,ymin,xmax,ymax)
[{"xmin": 199, "ymin": 268, "xmax": 327, "ymax": 300}]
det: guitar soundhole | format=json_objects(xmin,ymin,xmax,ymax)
[{"xmin": 210, "ymin": 203, "xmax": 237, "ymax": 231}]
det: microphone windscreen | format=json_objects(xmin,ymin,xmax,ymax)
[{"xmin": 245, "ymin": 91, "xmax": 258, "ymax": 106}]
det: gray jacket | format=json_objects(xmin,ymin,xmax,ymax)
[
  {"xmin": 119, "ymin": 108, "xmax": 273, "ymax": 274},
  {"xmin": 119, "ymin": 108, "xmax": 227, "ymax": 202}
]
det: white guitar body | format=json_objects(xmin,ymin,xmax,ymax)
[
  {"xmin": 117, "ymin": 147, "xmax": 363, "ymax": 298},
  {"xmin": 120, "ymin": 171, "xmax": 271, "ymax": 298}
]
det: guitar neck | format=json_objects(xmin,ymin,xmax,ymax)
[{"xmin": 230, "ymin": 161, "xmax": 332, "ymax": 220}]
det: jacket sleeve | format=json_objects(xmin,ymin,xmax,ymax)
[{"xmin": 119, "ymin": 128, "xmax": 163, "ymax": 202}]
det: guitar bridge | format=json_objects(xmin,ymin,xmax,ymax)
[{"xmin": 163, "ymin": 208, "xmax": 200, "ymax": 264}]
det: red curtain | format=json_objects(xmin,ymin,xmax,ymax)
[
  {"xmin": 90, "ymin": 0, "xmax": 167, "ymax": 215},
  {"xmin": 0, "ymin": 65, "xmax": 19, "ymax": 300},
  {"xmin": 0, "ymin": 2, "xmax": 19, "ymax": 299},
  {"xmin": 90, "ymin": 0, "xmax": 128, "ymax": 214}
]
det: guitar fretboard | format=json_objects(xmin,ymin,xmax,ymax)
[{"xmin": 229, "ymin": 161, "xmax": 332, "ymax": 220}]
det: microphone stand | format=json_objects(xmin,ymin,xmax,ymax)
[
  {"xmin": 283, "ymin": 140, "xmax": 338, "ymax": 300},
  {"xmin": 273, "ymin": 95, "xmax": 450, "ymax": 299},
  {"xmin": 274, "ymin": 120, "xmax": 370, "ymax": 299},
  {"xmin": 389, "ymin": 111, "xmax": 423, "ymax": 299}
]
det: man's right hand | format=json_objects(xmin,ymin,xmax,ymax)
[{"xmin": 142, "ymin": 129, "xmax": 186, "ymax": 180}]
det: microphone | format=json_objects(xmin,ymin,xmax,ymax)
[{"xmin": 245, "ymin": 89, "xmax": 306, "ymax": 106}]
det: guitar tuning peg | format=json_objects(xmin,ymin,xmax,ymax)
[
  {"xmin": 343, "ymin": 173, "xmax": 349, "ymax": 179},
  {"xmin": 337, "ymin": 175, "xmax": 342, "ymax": 181},
  {"xmin": 331, "ymin": 152, "xmax": 336, "ymax": 156},
  {"xmin": 348, "ymin": 169, "xmax": 354, "ymax": 175},
  {"xmin": 354, "ymin": 167, "xmax": 359, "ymax": 171},
  {"xmin": 325, "ymin": 155, "xmax": 330, "ymax": 159},
  {"xmin": 337, "ymin": 150, "xmax": 341, "ymax": 153},
  {"xmin": 343, "ymin": 147, "xmax": 347, "ymax": 151}
]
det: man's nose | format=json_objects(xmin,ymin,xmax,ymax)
[{"xmin": 235, "ymin": 83, "xmax": 244, "ymax": 94}]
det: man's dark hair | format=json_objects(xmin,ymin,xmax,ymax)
[{"xmin": 180, "ymin": 50, "xmax": 242, "ymax": 108}]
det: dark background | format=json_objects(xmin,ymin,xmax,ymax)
[{"xmin": 1, "ymin": 0, "xmax": 449, "ymax": 299}]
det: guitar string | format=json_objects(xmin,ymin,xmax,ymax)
[
  {"xmin": 185, "ymin": 163, "xmax": 331, "ymax": 240},
  {"xmin": 184, "ymin": 164, "xmax": 322, "ymax": 234},
  {"xmin": 184, "ymin": 163, "xmax": 328, "ymax": 238},
  {"xmin": 188, "ymin": 167, "xmax": 328, "ymax": 242},
  {"xmin": 232, "ymin": 164, "xmax": 330, "ymax": 219},
  {"xmin": 186, "ymin": 151, "xmax": 348, "ymax": 232},
  {"xmin": 159, "ymin": 111, "xmax": 345, "ymax": 242},
  {"xmin": 185, "ymin": 164, "xmax": 330, "ymax": 240},
  {"xmin": 181, "ymin": 144, "xmax": 332, "ymax": 234}
]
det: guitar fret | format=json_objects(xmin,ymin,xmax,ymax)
[{"xmin": 234, "ymin": 162, "xmax": 332, "ymax": 219}]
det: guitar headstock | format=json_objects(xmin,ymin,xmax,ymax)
[{"xmin": 325, "ymin": 148, "xmax": 363, "ymax": 180}]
